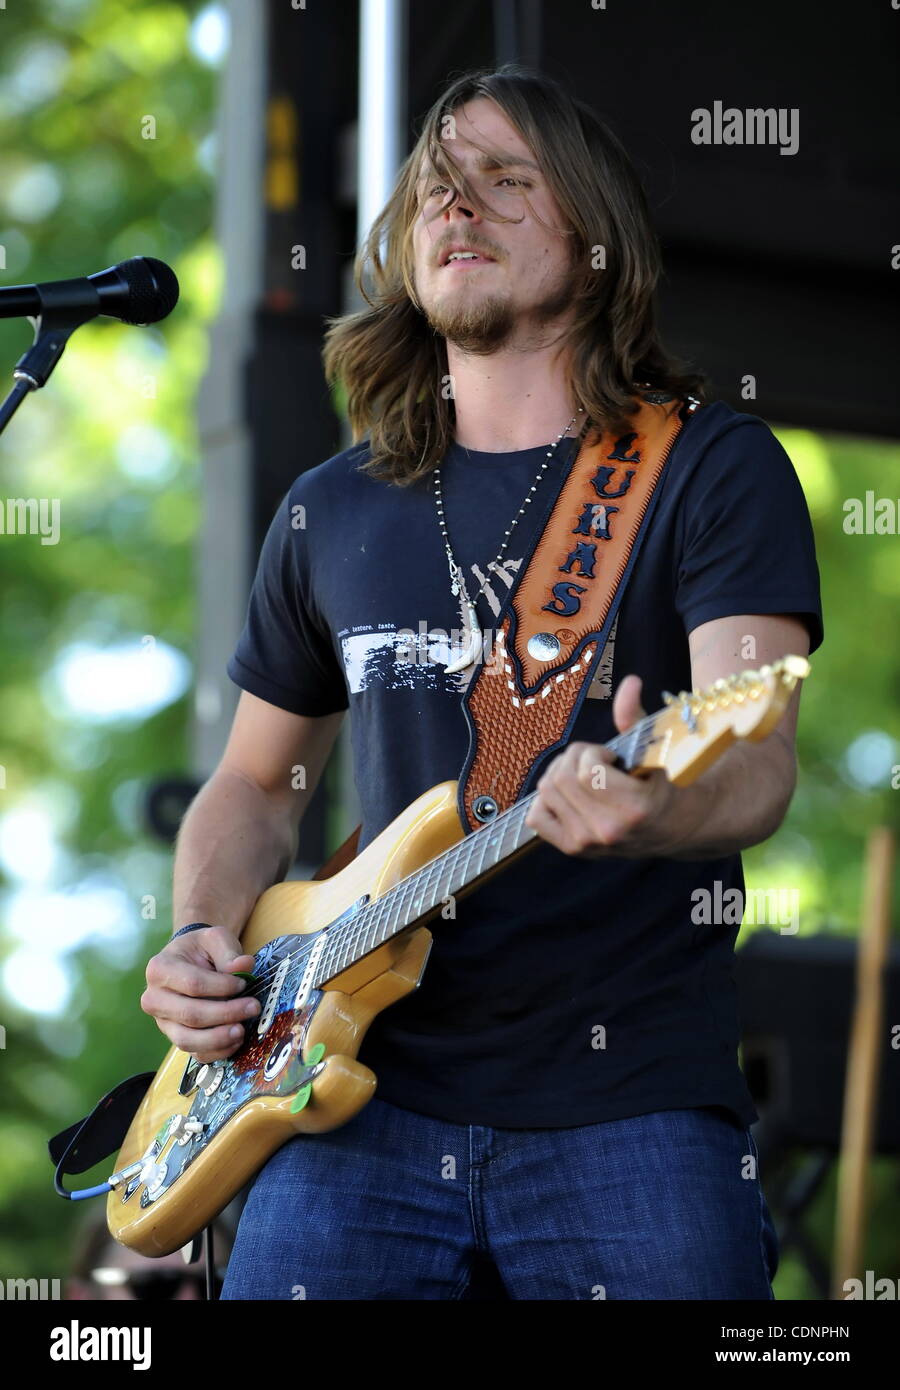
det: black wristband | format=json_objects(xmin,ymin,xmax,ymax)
[{"xmin": 171, "ymin": 921, "xmax": 214, "ymax": 940}]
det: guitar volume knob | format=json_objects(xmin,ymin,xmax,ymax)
[
  {"xmin": 201, "ymin": 1066, "xmax": 224, "ymax": 1096},
  {"xmin": 139, "ymin": 1160, "xmax": 168, "ymax": 1195}
]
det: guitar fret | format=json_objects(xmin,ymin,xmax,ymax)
[
  {"xmin": 442, "ymin": 843, "xmax": 461, "ymax": 900},
  {"xmin": 317, "ymin": 931, "xmax": 340, "ymax": 985},
  {"xmin": 365, "ymin": 899, "xmax": 380, "ymax": 952},
  {"xmin": 474, "ymin": 827, "xmax": 490, "ymax": 877},
  {"xmin": 424, "ymin": 857, "xmax": 442, "ymax": 915},
  {"xmin": 460, "ymin": 834, "xmax": 479, "ymax": 891},
  {"xmin": 390, "ymin": 879, "xmax": 408, "ymax": 936},
  {"xmin": 427, "ymin": 858, "xmax": 444, "ymax": 914},
  {"xmin": 504, "ymin": 807, "xmax": 523, "ymax": 856},
  {"xmin": 412, "ymin": 869, "xmax": 429, "ymax": 919},
  {"xmin": 402, "ymin": 878, "xmax": 417, "ymax": 931}
]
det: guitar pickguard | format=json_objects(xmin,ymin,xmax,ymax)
[{"xmin": 118, "ymin": 933, "xmax": 327, "ymax": 1210}]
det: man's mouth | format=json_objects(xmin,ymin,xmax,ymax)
[{"xmin": 440, "ymin": 249, "xmax": 495, "ymax": 268}]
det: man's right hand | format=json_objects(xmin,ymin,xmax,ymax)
[{"xmin": 141, "ymin": 926, "xmax": 261, "ymax": 1064}]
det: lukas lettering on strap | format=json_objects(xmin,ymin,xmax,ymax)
[{"xmin": 456, "ymin": 389, "xmax": 698, "ymax": 834}]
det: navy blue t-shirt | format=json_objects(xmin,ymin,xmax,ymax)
[{"xmin": 227, "ymin": 400, "xmax": 823, "ymax": 1128}]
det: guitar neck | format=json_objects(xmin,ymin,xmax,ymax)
[
  {"xmin": 313, "ymin": 714, "xmax": 660, "ymax": 987},
  {"xmin": 310, "ymin": 654, "xmax": 812, "ymax": 986}
]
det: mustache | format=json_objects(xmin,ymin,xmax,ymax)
[{"xmin": 435, "ymin": 240, "xmax": 503, "ymax": 263}]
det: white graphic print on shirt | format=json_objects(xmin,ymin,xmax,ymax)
[{"xmin": 336, "ymin": 553, "xmax": 617, "ymax": 699}]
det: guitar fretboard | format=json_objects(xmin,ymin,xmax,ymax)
[{"xmin": 313, "ymin": 711, "xmax": 661, "ymax": 986}]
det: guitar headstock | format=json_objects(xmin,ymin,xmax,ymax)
[{"xmin": 640, "ymin": 655, "xmax": 812, "ymax": 785}]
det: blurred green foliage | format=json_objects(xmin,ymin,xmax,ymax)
[
  {"xmin": 745, "ymin": 427, "xmax": 900, "ymax": 935},
  {"xmin": 743, "ymin": 426, "xmax": 900, "ymax": 1297},
  {"xmin": 0, "ymin": 0, "xmax": 897, "ymax": 1302},
  {"xmin": 0, "ymin": 0, "xmax": 221, "ymax": 1279}
]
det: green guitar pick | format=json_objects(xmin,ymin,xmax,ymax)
[
  {"xmin": 289, "ymin": 1043, "xmax": 326, "ymax": 1113},
  {"xmin": 290, "ymin": 1084, "xmax": 312, "ymax": 1113}
]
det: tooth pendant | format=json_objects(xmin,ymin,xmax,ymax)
[{"xmin": 445, "ymin": 601, "xmax": 482, "ymax": 673}]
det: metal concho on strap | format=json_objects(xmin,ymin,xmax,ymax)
[{"xmin": 456, "ymin": 392, "xmax": 696, "ymax": 833}]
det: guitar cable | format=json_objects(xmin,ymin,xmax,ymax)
[
  {"xmin": 49, "ymin": 1070, "xmax": 155, "ymax": 1200},
  {"xmin": 52, "ymin": 1101, "xmax": 220, "ymax": 1299},
  {"xmin": 52, "ymin": 1100, "xmax": 142, "ymax": 1200}
]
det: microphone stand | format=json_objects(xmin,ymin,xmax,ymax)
[{"xmin": 0, "ymin": 278, "xmax": 101, "ymax": 438}]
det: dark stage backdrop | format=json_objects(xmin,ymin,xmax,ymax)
[{"xmin": 236, "ymin": 0, "xmax": 897, "ymax": 865}]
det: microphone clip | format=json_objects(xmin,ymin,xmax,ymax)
[
  {"xmin": 0, "ymin": 291, "xmax": 100, "ymax": 438},
  {"xmin": 14, "ymin": 282, "xmax": 102, "ymax": 390}
]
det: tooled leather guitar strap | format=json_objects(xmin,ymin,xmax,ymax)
[{"xmin": 457, "ymin": 390, "xmax": 698, "ymax": 833}]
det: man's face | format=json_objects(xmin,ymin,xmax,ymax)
[{"xmin": 411, "ymin": 97, "xmax": 577, "ymax": 353}]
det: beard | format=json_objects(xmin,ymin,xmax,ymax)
[
  {"xmin": 423, "ymin": 286, "xmax": 516, "ymax": 353},
  {"xmin": 419, "ymin": 262, "xmax": 577, "ymax": 355}
]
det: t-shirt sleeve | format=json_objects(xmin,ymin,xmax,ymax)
[
  {"xmin": 226, "ymin": 487, "xmax": 349, "ymax": 717},
  {"xmin": 674, "ymin": 419, "xmax": 824, "ymax": 653}
]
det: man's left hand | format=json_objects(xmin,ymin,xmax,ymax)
[{"xmin": 523, "ymin": 673, "xmax": 701, "ymax": 859}]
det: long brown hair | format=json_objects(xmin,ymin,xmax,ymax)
[{"xmin": 323, "ymin": 64, "xmax": 706, "ymax": 487}]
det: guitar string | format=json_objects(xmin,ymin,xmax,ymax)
[{"xmin": 236, "ymin": 712, "xmax": 660, "ymax": 1002}]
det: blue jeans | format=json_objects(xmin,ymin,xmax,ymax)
[{"xmin": 220, "ymin": 1098, "xmax": 778, "ymax": 1300}]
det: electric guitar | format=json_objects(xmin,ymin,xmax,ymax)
[{"xmin": 108, "ymin": 655, "xmax": 811, "ymax": 1254}]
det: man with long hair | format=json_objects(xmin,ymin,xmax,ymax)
[{"xmin": 142, "ymin": 65, "xmax": 822, "ymax": 1299}]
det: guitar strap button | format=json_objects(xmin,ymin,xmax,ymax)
[{"xmin": 472, "ymin": 795, "xmax": 498, "ymax": 823}]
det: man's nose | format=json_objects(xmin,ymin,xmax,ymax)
[{"xmin": 443, "ymin": 200, "xmax": 477, "ymax": 221}]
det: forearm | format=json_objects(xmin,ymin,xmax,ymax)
[
  {"xmin": 172, "ymin": 768, "xmax": 299, "ymax": 935},
  {"xmin": 661, "ymin": 733, "xmax": 797, "ymax": 860}
]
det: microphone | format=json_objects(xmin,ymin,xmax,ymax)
[{"xmin": 0, "ymin": 256, "xmax": 180, "ymax": 326}]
